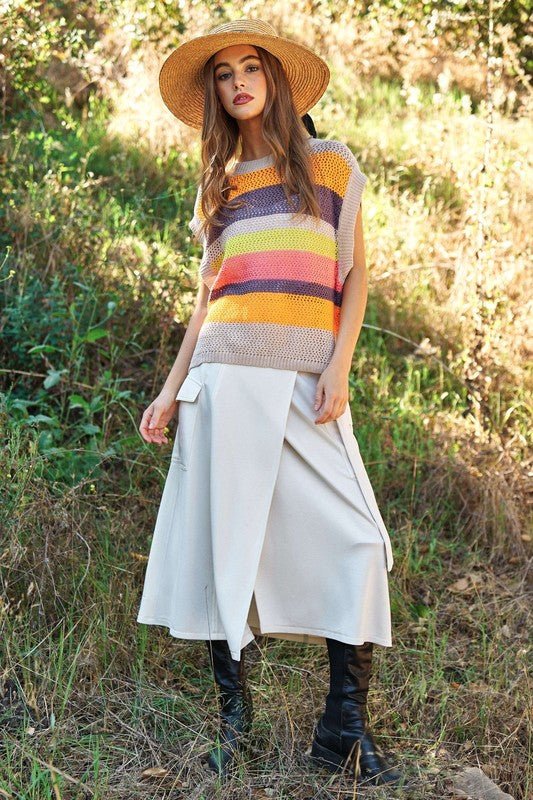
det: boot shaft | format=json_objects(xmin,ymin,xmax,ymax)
[
  {"xmin": 206, "ymin": 639, "xmax": 245, "ymax": 697},
  {"xmin": 324, "ymin": 639, "xmax": 373, "ymax": 720},
  {"xmin": 205, "ymin": 639, "xmax": 253, "ymax": 728},
  {"xmin": 205, "ymin": 639, "xmax": 253, "ymax": 777}
]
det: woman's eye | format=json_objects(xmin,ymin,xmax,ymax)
[{"xmin": 216, "ymin": 65, "xmax": 259, "ymax": 81}]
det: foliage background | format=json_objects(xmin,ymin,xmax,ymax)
[{"xmin": 1, "ymin": 1, "xmax": 531, "ymax": 798}]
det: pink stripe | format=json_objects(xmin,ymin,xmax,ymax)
[{"xmin": 216, "ymin": 251, "xmax": 342, "ymax": 292}]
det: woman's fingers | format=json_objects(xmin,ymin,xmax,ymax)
[
  {"xmin": 315, "ymin": 393, "xmax": 336, "ymax": 423},
  {"xmin": 139, "ymin": 407, "xmax": 154, "ymax": 442},
  {"xmin": 315, "ymin": 394, "xmax": 348, "ymax": 424},
  {"xmin": 314, "ymin": 380, "xmax": 324, "ymax": 411},
  {"xmin": 139, "ymin": 405, "xmax": 170, "ymax": 445}
]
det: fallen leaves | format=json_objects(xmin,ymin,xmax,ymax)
[
  {"xmin": 138, "ymin": 765, "xmax": 189, "ymax": 791},
  {"xmin": 448, "ymin": 572, "xmax": 484, "ymax": 594},
  {"xmin": 448, "ymin": 576, "xmax": 470, "ymax": 593},
  {"xmin": 140, "ymin": 766, "xmax": 169, "ymax": 779}
]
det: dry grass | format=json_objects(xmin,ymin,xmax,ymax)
[{"xmin": 1, "ymin": 406, "xmax": 531, "ymax": 798}]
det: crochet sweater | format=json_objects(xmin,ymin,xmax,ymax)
[{"xmin": 187, "ymin": 137, "xmax": 367, "ymax": 374}]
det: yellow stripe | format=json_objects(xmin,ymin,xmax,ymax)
[
  {"xmin": 206, "ymin": 292, "xmax": 337, "ymax": 330},
  {"xmin": 222, "ymin": 228, "xmax": 336, "ymax": 260}
]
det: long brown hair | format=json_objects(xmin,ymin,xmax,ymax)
[{"xmin": 193, "ymin": 45, "xmax": 322, "ymax": 243}]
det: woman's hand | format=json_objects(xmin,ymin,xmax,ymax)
[
  {"xmin": 314, "ymin": 362, "xmax": 350, "ymax": 424},
  {"xmin": 139, "ymin": 388, "xmax": 179, "ymax": 445}
]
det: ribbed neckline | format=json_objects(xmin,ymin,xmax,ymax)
[
  {"xmin": 231, "ymin": 152, "xmax": 275, "ymax": 174},
  {"xmin": 230, "ymin": 137, "xmax": 318, "ymax": 174}
]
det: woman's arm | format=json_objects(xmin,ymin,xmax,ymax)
[
  {"xmin": 139, "ymin": 281, "xmax": 210, "ymax": 444},
  {"xmin": 314, "ymin": 204, "xmax": 368, "ymax": 424},
  {"xmin": 159, "ymin": 281, "xmax": 210, "ymax": 400}
]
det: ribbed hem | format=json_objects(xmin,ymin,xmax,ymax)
[{"xmin": 189, "ymin": 351, "xmax": 327, "ymax": 374}]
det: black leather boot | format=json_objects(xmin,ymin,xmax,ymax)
[
  {"xmin": 310, "ymin": 639, "xmax": 403, "ymax": 785},
  {"xmin": 205, "ymin": 639, "xmax": 252, "ymax": 777}
]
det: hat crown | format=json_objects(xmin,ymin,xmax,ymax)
[{"xmin": 207, "ymin": 19, "xmax": 278, "ymax": 38}]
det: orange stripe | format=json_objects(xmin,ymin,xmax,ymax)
[
  {"xmin": 228, "ymin": 150, "xmax": 351, "ymax": 200},
  {"xmin": 206, "ymin": 292, "xmax": 340, "ymax": 332}
]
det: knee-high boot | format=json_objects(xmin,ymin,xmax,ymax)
[
  {"xmin": 205, "ymin": 639, "xmax": 253, "ymax": 776},
  {"xmin": 310, "ymin": 639, "xmax": 403, "ymax": 785}
]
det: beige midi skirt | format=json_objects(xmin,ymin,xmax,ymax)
[{"xmin": 136, "ymin": 362, "xmax": 394, "ymax": 661}]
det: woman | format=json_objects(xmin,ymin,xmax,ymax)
[{"xmin": 137, "ymin": 18, "xmax": 403, "ymax": 786}]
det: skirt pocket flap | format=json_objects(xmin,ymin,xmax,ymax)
[{"xmin": 176, "ymin": 374, "xmax": 203, "ymax": 403}]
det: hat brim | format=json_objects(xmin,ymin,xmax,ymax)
[{"xmin": 159, "ymin": 31, "xmax": 330, "ymax": 128}]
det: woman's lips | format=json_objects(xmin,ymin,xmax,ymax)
[{"xmin": 233, "ymin": 94, "xmax": 253, "ymax": 105}]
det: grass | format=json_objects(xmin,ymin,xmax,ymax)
[{"xmin": 1, "ymin": 1, "xmax": 531, "ymax": 798}]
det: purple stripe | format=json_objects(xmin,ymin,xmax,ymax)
[
  {"xmin": 210, "ymin": 278, "xmax": 343, "ymax": 306},
  {"xmin": 206, "ymin": 184, "xmax": 342, "ymax": 247}
]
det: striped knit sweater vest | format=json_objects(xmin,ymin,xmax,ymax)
[{"xmin": 188, "ymin": 137, "xmax": 367, "ymax": 374}]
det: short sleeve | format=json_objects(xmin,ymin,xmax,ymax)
[
  {"xmin": 336, "ymin": 145, "xmax": 367, "ymax": 286},
  {"xmin": 187, "ymin": 183, "xmax": 218, "ymax": 289}
]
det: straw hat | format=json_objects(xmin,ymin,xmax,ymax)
[{"xmin": 159, "ymin": 18, "xmax": 330, "ymax": 128}]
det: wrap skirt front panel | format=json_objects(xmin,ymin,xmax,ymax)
[{"xmin": 136, "ymin": 362, "xmax": 394, "ymax": 661}]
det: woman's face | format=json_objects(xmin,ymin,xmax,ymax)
[{"xmin": 213, "ymin": 44, "xmax": 267, "ymax": 123}]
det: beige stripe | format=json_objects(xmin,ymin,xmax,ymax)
[{"xmin": 189, "ymin": 321, "xmax": 336, "ymax": 374}]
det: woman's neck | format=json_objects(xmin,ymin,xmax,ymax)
[
  {"xmin": 237, "ymin": 141, "xmax": 272, "ymax": 163},
  {"xmin": 236, "ymin": 118, "xmax": 271, "ymax": 163}
]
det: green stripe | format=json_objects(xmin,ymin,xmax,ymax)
[{"xmin": 223, "ymin": 228, "xmax": 337, "ymax": 260}]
